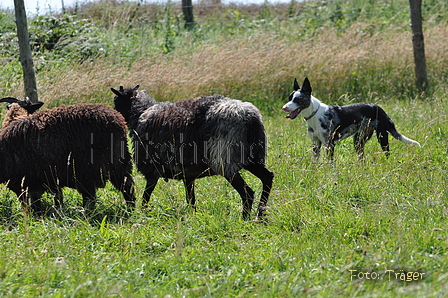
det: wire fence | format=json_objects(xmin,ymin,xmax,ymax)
[
  {"xmin": 0, "ymin": 3, "xmax": 420, "ymax": 61},
  {"xmin": 1, "ymin": 0, "xmax": 445, "ymax": 99}
]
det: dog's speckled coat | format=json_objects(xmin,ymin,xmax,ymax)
[{"xmin": 282, "ymin": 78, "xmax": 420, "ymax": 160}]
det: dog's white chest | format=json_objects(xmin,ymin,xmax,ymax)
[
  {"xmin": 305, "ymin": 104, "xmax": 330, "ymax": 139},
  {"xmin": 306, "ymin": 117, "xmax": 329, "ymax": 143}
]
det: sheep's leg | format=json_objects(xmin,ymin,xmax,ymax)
[
  {"xmin": 110, "ymin": 173, "xmax": 136, "ymax": 210},
  {"xmin": 245, "ymin": 164, "xmax": 274, "ymax": 219},
  {"xmin": 224, "ymin": 172, "xmax": 255, "ymax": 220},
  {"xmin": 30, "ymin": 193, "xmax": 44, "ymax": 215},
  {"xmin": 54, "ymin": 189, "xmax": 64, "ymax": 208},
  {"xmin": 17, "ymin": 190, "xmax": 44, "ymax": 215},
  {"xmin": 142, "ymin": 178, "xmax": 158, "ymax": 206},
  {"xmin": 184, "ymin": 178, "xmax": 196, "ymax": 211},
  {"xmin": 122, "ymin": 175, "xmax": 136, "ymax": 210},
  {"xmin": 81, "ymin": 194, "xmax": 96, "ymax": 214},
  {"xmin": 78, "ymin": 186, "xmax": 96, "ymax": 214},
  {"xmin": 26, "ymin": 190, "xmax": 44, "ymax": 215}
]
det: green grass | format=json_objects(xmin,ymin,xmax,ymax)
[
  {"xmin": 0, "ymin": 98, "xmax": 446, "ymax": 297},
  {"xmin": 1, "ymin": 0, "xmax": 448, "ymax": 296}
]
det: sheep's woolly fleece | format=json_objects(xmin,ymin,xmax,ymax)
[
  {"xmin": 135, "ymin": 91, "xmax": 266, "ymax": 177},
  {"xmin": 0, "ymin": 103, "xmax": 135, "ymax": 213}
]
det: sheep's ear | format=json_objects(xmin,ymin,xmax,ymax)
[
  {"xmin": 133, "ymin": 85, "xmax": 140, "ymax": 90},
  {"xmin": 293, "ymin": 78, "xmax": 300, "ymax": 91},
  {"xmin": 26, "ymin": 101, "xmax": 44, "ymax": 114},
  {"xmin": 111, "ymin": 88, "xmax": 122, "ymax": 97},
  {"xmin": 0, "ymin": 97, "xmax": 20, "ymax": 104}
]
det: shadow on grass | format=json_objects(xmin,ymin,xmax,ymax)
[{"xmin": 0, "ymin": 194, "xmax": 134, "ymax": 228}]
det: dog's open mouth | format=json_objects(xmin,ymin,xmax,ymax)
[{"xmin": 285, "ymin": 108, "xmax": 302, "ymax": 120}]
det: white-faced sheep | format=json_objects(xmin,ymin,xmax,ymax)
[
  {"xmin": 0, "ymin": 98, "xmax": 135, "ymax": 215},
  {"xmin": 111, "ymin": 85, "xmax": 274, "ymax": 220}
]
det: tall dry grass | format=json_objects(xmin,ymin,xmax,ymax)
[{"xmin": 30, "ymin": 22, "xmax": 448, "ymax": 111}]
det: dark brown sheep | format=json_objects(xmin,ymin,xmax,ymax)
[
  {"xmin": 111, "ymin": 85, "xmax": 274, "ymax": 220},
  {"xmin": 0, "ymin": 102, "xmax": 135, "ymax": 214}
]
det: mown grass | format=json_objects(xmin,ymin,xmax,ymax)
[{"xmin": 0, "ymin": 0, "xmax": 447, "ymax": 297}]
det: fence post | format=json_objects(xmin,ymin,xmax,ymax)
[
  {"xmin": 408, "ymin": 0, "xmax": 428, "ymax": 91},
  {"xmin": 182, "ymin": 0, "xmax": 194, "ymax": 30},
  {"xmin": 14, "ymin": 0, "xmax": 38, "ymax": 102}
]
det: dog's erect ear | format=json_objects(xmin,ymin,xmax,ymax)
[
  {"xmin": 301, "ymin": 77, "xmax": 312, "ymax": 94},
  {"xmin": 293, "ymin": 78, "xmax": 300, "ymax": 91}
]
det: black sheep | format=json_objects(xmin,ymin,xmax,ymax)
[
  {"xmin": 0, "ymin": 102, "xmax": 135, "ymax": 214},
  {"xmin": 111, "ymin": 85, "xmax": 274, "ymax": 220}
]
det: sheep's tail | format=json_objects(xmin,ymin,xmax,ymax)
[
  {"xmin": 246, "ymin": 116, "xmax": 267, "ymax": 165},
  {"xmin": 388, "ymin": 118, "xmax": 421, "ymax": 147}
]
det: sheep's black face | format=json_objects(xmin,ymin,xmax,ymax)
[
  {"xmin": 19, "ymin": 99, "xmax": 44, "ymax": 114},
  {"xmin": 111, "ymin": 85, "xmax": 139, "ymax": 122}
]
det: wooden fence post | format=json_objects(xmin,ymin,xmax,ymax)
[
  {"xmin": 14, "ymin": 0, "xmax": 38, "ymax": 102},
  {"xmin": 409, "ymin": 0, "xmax": 428, "ymax": 91},
  {"xmin": 182, "ymin": 0, "xmax": 195, "ymax": 30}
]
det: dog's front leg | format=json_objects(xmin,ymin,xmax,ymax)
[
  {"xmin": 308, "ymin": 128, "xmax": 322, "ymax": 162},
  {"xmin": 307, "ymin": 127, "xmax": 322, "ymax": 162},
  {"xmin": 324, "ymin": 131, "xmax": 337, "ymax": 164},
  {"xmin": 327, "ymin": 142, "xmax": 335, "ymax": 162},
  {"xmin": 312, "ymin": 143, "xmax": 321, "ymax": 162},
  {"xmin": 311, "ymin": 139, "xmax": 322, "ymax": 162},
  {"xmin": 324, "ymin": 134, "xmax": 335, "ymax": 163}
]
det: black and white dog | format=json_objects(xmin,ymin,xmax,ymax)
[{"xmin": 282, "ymin": 77, "xmax": 421, "ymax": 161}]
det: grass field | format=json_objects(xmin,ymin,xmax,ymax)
[{"xmin": 0, "ymin": 0, "xmax": 447, "ymax": 296}]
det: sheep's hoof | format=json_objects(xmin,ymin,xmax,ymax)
[{"xmin": 254, "ymin": 216, "xmax": 268, "ymax": 225}]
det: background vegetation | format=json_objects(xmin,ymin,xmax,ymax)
[{"xmin": 0, "ymin": 0, "xmax": 447, "ymax": 296}]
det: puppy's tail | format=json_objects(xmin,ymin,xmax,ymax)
[{"xmin": 388, "ymin": 119, "xmax": 421, "ymax": 147}]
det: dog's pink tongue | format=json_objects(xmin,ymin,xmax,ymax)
[{"xmin": 286, "ymin": 109, "xmax": 300, "ymax": 119}]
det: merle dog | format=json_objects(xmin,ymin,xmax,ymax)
[{"xmin": 282, "ymin": 77, "xmax": 421, "ymax": 161}]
